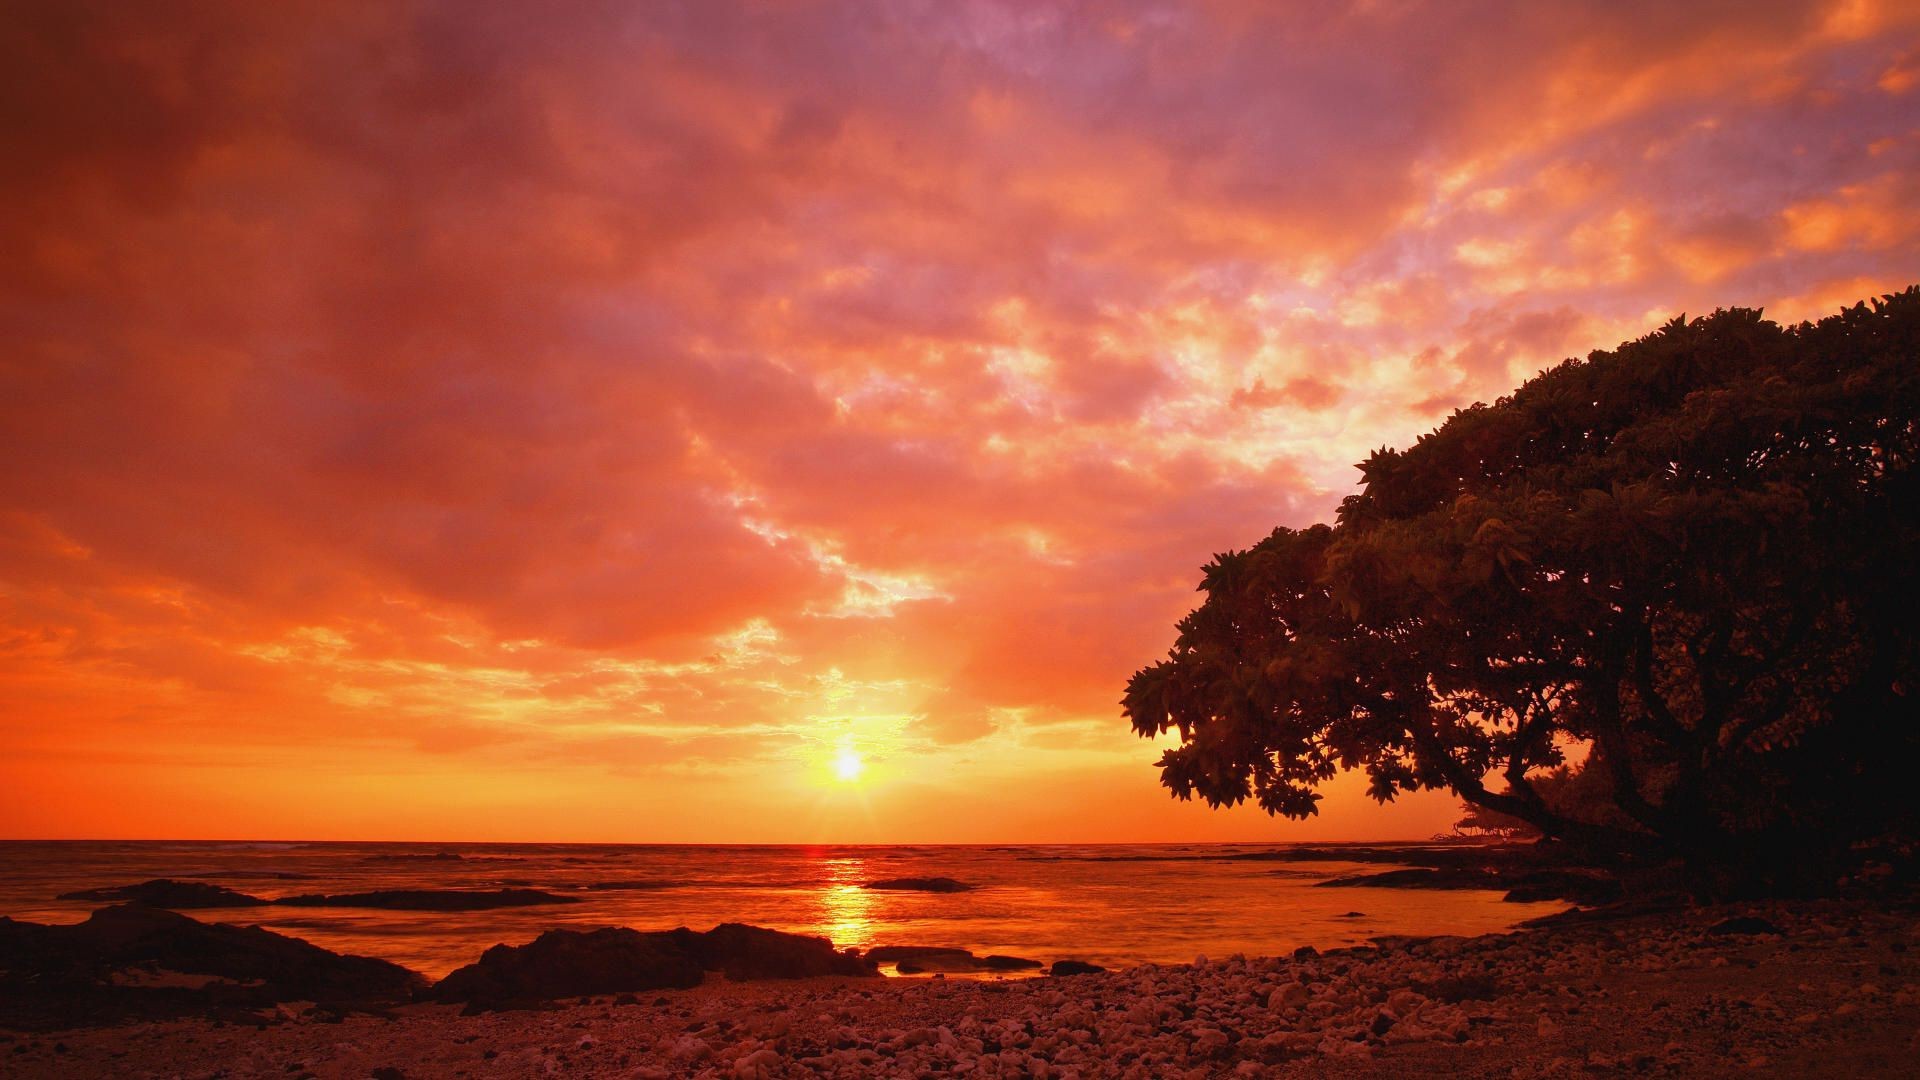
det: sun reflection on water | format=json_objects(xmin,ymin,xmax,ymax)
[{"xmin": 814, "ymin": 855, "xmax": 876, "ymax": 951}]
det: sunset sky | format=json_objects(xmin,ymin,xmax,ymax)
[{"xmin": 4, "ymin": 1, "xmax": 1918, "ymax": 842}]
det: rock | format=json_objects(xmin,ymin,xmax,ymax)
[
  {"xmin": 275, "ymin": 889, "xmax": 582, "ymax": 911},
  {"xmin": 1501, "ymin": 871, "xmax": 1624, "ymax": 906},
  {"xmin": 1269, "ymin": 982, "xmax": 1310, "ymax": 1011},
  {"xmin": 1706, "ymin": 917, "xmax": 1785, "ymax": 937},
  {"xmin": 694, "ymin": 923, "xmax": 876, "ymax": 981},
  {"xmin": 429, "ymin": 923, "xmax": 876, "ymax": 1006},
  {"xmin": 55, "ymin": 880, "xmax": 267, "ymax": 909},
  {"xmin": 1048, "ymin": 960, "xmax": 1104, "ymax": 977},
  {"xmin": 363, "ymin": 852, "xmax": 464, "ymax": 862},
  {"xmin": 1293, "ymin": 945, "xmax": 1320, "ymax": 960},
  {"xmin": 0, "ymin": 905, "xmax": 423, "ymax": 1029},
  {"xmin": 861, "ymin": 878, "xmax": 975, "ymax": 893},
  {"xmin": 982, "ymin": 955, "xmax": 1043, "ymax": 971},
  {"xmin": 864, "ymin": 946, "xmax": 976, "ymax": 964},
  {"xmin": 1316, "ymin": 868, "xmax": 1504, "ymax": 890},
  {"xmin": 863, "ymin": 946, "xmax": 1040, "ymax": 974},
  {"xmin": 1386, "ymin": 988, "xmax": 1427, "ymax": 1017},
  {"xmin": 430, "ymin": 928, "xmax": 706, "ymax": 1006}
]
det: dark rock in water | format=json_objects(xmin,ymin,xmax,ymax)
[
  {"xmin": 1337, "ymin": 911, "xmax": 1367, "ymax": 918},
  {"xmin": 578, "ymin": 880, "xmax": 684, "ymax": 892},
  {"xmin": 982, "ymin": 954, "xmax": 1043, "ymax": 970},
  {"xmin": 56, "ymin": 880, "xmax": 267, "ymax": 909},
  {"xmin": 1317, "ymin": 866, "xmax": 1623, "ymax": 906},
  {"xmin": 1315, "ymin": 867, "xmax": 1504, "ymax": 890},
  {"xmin": 364, "ymin": 852, "xmax": 464, "ymax": 862},
  {"xmin": 276, "ymin": 889, "xmax": 580, "ymax": 911},
  {"xmin": 864, "ymin": 945, "xmax": 975, "ymax": 963},
  {"xmin": 862, "ymin": 877, "xmax": 974, "ymax": 892},
  {"xmin": 1292, "ymin": 945, "xmax": 1319, "ymax": 960},
  {"xmin": 429, "ymin": 923, "xmax": 876, "ymax": 1007},
  {"xmin": 1707, "ymin": 916, "xmax": 1785, "ymax": 937},
  {"xmin": 0, "ymin": 905, "xmax": 423, "ymax": 1030},
  {"xmin": 1049, "ymin": 960, "xmax": 1104, "ymax": 976}
]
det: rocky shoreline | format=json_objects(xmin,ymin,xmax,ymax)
[{"xmin": 3, "ymin": 896, "xmax": 1914, "ymax": 1078}]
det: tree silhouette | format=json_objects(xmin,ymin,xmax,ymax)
[{"xmin": 1125, "ymin": 288, "xmax": 1920, "ymax": 886}]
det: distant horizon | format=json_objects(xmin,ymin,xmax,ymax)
[{"xmin": 0, "ymin": 835, "xmax": 1460, "ymax": 847}]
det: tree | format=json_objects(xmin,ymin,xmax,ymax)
[{"xmin": 1125, "ymin": 288, "xmax": 1920, "ymax": 888}]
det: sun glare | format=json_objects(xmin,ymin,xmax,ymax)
[{"xmin": 833, "ymin": 746, "xmax": 865, "ymax": 783}]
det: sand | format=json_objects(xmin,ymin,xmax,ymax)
[{"xmin": 4, "ymin": 897, "xmax": 1915, "ymax": 1078}]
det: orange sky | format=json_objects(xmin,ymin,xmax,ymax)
[{"xmin": 4, "ymin": 1, "xmax": 1919, "ymax": 842}]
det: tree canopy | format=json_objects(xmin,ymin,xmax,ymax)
[{"xmin": 1125, "ymin": 288, "xmax": 1920, "ymax": 883}]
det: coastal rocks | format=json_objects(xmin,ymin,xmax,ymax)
[
  {"xmin": 0, "ymin": 904, "xmax": 423, "ymax": 1029},
  {"xmin": 275, "ymin": 889, "xmax": 581, "ymax": 911},
  {"xmin": 1048, "ymin": 960, "xmax": 1105, "ymax": 976},
  {"xmin": 429, "ymin": 923, "xmax": 876, "ymax": 1007},
  {"xmin": 861, "ymin": 877, "xmax": 974, "ymax": 892},
  {"xmin": 56, "ymin": 879, "xmax": 268, "ymax": 909}
]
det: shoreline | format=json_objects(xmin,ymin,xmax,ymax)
[{"xmin": 5, "ymin": 896, "xmax": 1914, "ymax": 1078}]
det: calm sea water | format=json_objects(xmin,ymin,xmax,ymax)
[{"xmin": 0, "ymin": 841, "xmax": 1560, "ymax": 980}]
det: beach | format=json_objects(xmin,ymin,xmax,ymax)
[{"xmin": 6, "ymin": 896, "xmax": 1914, "ymax": 1078}]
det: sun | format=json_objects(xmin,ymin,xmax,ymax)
[{"xmin": 833, "ymin": 746, "xmax": 865, "ymax": 783}]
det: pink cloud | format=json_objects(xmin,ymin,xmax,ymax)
[{"xmin": 3, "ymin": 0, "xmax": 1918, "ymax": 840}]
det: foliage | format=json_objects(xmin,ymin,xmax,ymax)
[{"xmin": 1125, "ymin": 288, "xmax": 1920, "ymax": 885}]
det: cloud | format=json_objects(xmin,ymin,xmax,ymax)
[{"xmin": 3, "ymin": 0, "xmax": 1919, "ymax": 840}]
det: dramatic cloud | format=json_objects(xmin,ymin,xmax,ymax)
[{"xmin": 3, "ymin": 0, "xmax": 1917, "ymax": 840}]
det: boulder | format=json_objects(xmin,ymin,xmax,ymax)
[
  {"xmin": 862, "ymin": 877, "xmax": 975, "ymax": 893},
  {"xmin": 56, "ymin": 880, "xmax": 267, "ymax": 909},
  {"xmin": 429, "ymin": 928, "xmax": 706, "ymax": 1006},
  {"xmin": 691, "ymin": 923, "xmax": 874, "ymax": 981},
  {"xmin": 275, "ymin": 889, "xmax": 581, "ymax": 911}
]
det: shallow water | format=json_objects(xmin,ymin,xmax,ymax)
[{"xmin": 0, "ymin": 841, "xmax": 1561, "ymax": 979}]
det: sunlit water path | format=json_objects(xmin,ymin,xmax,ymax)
[{"xmin": 0, "ymin": 841, "xmax": 1561, "ymax": 979}]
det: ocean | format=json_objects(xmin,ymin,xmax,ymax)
[{"xmin": 0, "ymin": 841, "xmax": 1561, "ymax": 979}]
